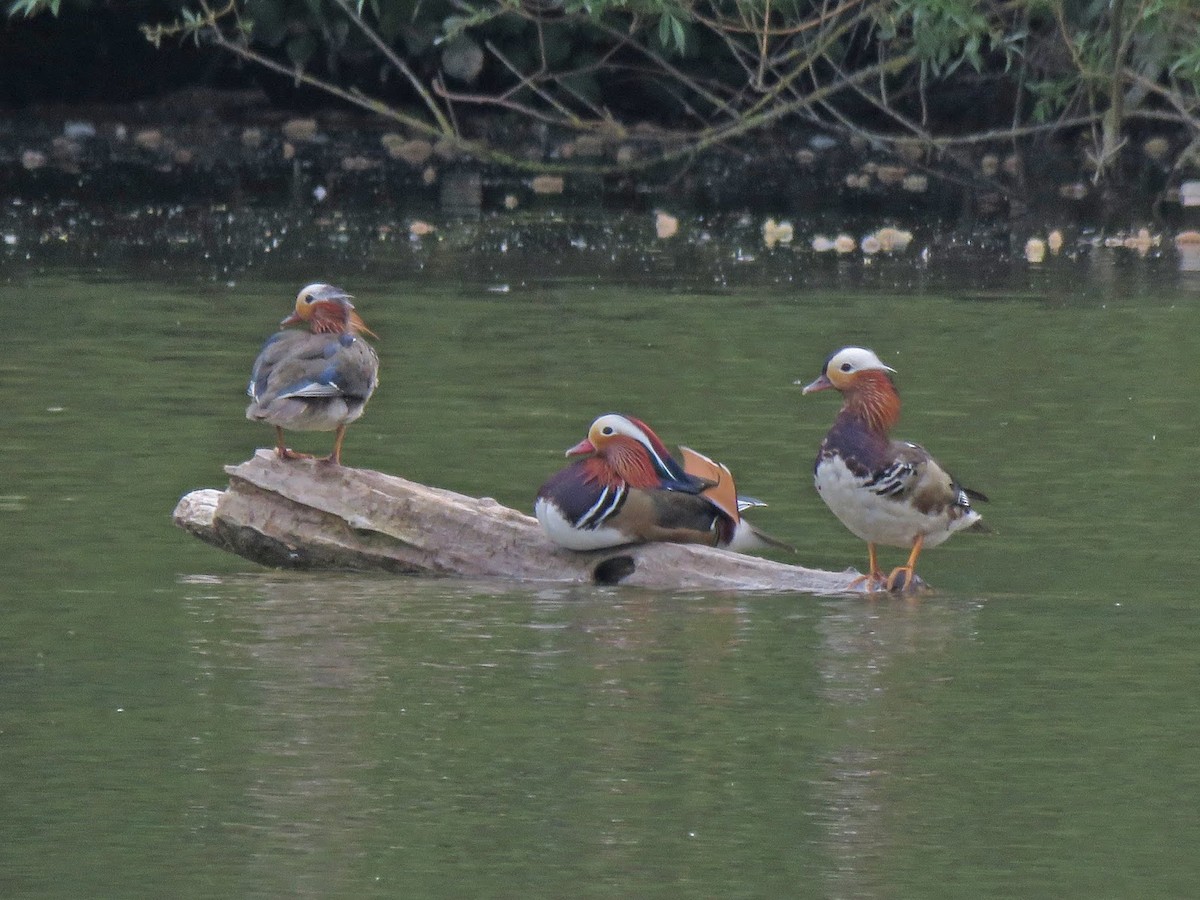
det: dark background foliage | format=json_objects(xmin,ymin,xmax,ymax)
[{"xmin": 3, "ymin": 0, "xmax": 1199, "ymax": 187}]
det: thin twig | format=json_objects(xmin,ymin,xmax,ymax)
[{"xmin": 325, "ymin": 0, "xmax": 456, "ymax": 136}]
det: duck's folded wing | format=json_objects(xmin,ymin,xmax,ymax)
[
  {"xmin": 678, "ymin": 445, "xmax": 741, "ymax": 521},
  {"xmin": 881, "ymin": 441, "xmax": 984, "ymax": 516},
  {"xmin": 325, "ymin": 337, "xmax": 379, "ymax": 400},
  {"xmin": 276, "ymin": 380, "xmax": 345, "ymax": 399},
  {"xmin": 249, "ymin": 332, "xmax": 336, "ymax": 402},
  {"xmin": 864, "ymin": 457, "xmax": 918, "ymax": 498}
]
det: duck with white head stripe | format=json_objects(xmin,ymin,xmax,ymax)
[
  {"xmin": 800, "ymin": 347, "xmax": 987, "ymax": 592},
  {"xmin": 535, "ymin": 413, "xmax": 791, "ymax": 553}
]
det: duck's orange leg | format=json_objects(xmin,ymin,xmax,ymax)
[
  {"xmin": 275, "ymin": 426, "xmax": 313, "ymax": 460},
  {"xmin": 886, "ymin": 534, "xmax": 925, "ymax": 592},
  {"xmin": 847, "ymin": 543, "xmax": 888, "ymax": 592},
  {"xmin": 320, "ymin": 424, "xmax": 348, "ymax": 465}
]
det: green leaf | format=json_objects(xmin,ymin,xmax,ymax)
[
  {"xmin": 286, "ymin": 31, "xmax": 319, "ymax": 68},
  {"xmin": 6, "ymin": 0, "xmax": 60, "ymax": 17},
  {"xmin": 245, "ymin": 0, "xmax": 287, "ymax": 45},
  {"xmin": 656, "ymin": 12, "xmax": 685, "ymax": 54}
]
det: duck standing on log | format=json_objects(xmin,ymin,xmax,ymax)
[
  {"xmin": 535, "ymin": 413, "xmax": 791, "ymax": 552},
  {"xmin": 246, "ymin": 283, "xmax": 380, "ymax": 465},
  {"xmin": 800, "ymin": 347, "xmax": 988, "ymax": 592}
]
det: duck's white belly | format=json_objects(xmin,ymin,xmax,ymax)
[
  {"xmin": 534, "ymin": 498, "xmax": 630, "ymax": 550},
  {"xmin": 814, "ymin": 456, "xmax": 974, "ymax": 549}
]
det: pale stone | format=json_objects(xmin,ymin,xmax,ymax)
[
  {"xmin": 134, "ymin": 128, "xmax": 164, "ymax": 152},
  {"xmin": 1143, "ymin": 136, "xmax": 1170, "ymax": 162},
  {"xmin": 762, "ymin": 219, "xmax": 793, "ymax": 248},
  {"xmin": 531, "ymin": 174, "xmax": 565, "ymax": 195},
  {"xmin": 875, "ymin": 164, "xmax": 907, "ymax": 186},
  {"xmin": 381, "ymin": 137, "xmax": 432, "ymax": 166},
  {"xmin": 62, "ymin": 121, "xmax": 96, "ymax": 140},
  {"xmin": 573, "ymin": 135, "xmax": 605, "ymax": 157},
  {"xmin": 655, "ymin": 211, "xmax": 679, "ymax": 239},
  {"xmin": 340, "ymin": 155, "xmax": 377, "ymax": 172},
  {"xmin": 281, "ymin": 118, "xmax": 319, "ymax": 142},
  {"xmin": 874, "ymin": 227, "xmax": 913, "ymax": 252}
]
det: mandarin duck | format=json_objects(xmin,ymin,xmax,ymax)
[
  {"xmin": 800, "ymin": 347, "xmax": 987, "ymax": 592},
  {"xmin": 535, "ymin": 413, "xmax": 791, "ymax": 552},
  {"xmin": 246, "ymin": 283, "xmax": 379, "ymax": 465}
]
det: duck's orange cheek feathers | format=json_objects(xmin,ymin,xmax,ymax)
[{"xmin": 605, "ymin": 440, "xmax": 661, "ymax": 489}]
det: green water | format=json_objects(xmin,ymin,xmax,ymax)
[{"xmin": 3, "ymin": 230, "xmax": 1199, "ymax": 897}]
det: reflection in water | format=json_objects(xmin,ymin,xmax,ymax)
[
  {"xmin": 186, "ymin": 575, "xmax": 394, "ymax": 896},
  {"xmin": 1178, "ymin": 247, "xmax": 1200, "ymax": 273},
  {"xmin": 813, "ymin": 597, "xmax": 980, "ymax": 899},
  {"xmin": 182, "ymin": 569, "xmax": 995, "ymax": 897},
  {"xmin": 440, "ymin": 169, "xmax": 483, "ymax": 219},
  {"xmin": 182, "ymin": 575, "xmax": 801, "ymax": 894}
]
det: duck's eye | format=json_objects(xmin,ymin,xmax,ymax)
[
  {"xmin": 839, "ymin": 362, "xmax": 853, "ymax": 373},
  {"xmin": 601, "ymin": 426, "xmax": 614, "ymax": 435}
]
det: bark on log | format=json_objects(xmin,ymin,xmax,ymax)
[{"xmin": 172, "ymin": 450, "xmax": 859, "ymax": 593}]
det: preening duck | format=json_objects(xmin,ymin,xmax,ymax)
[{"xmin": 246, "ymin": 283, "xmax": 380, "ymax": 465}]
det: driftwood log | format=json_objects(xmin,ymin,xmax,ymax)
[{"xmin": 173, "ymin": 450, "xmax": 860, "ymax": 593}]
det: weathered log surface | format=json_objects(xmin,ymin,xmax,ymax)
[{"xmin": 173, "ymin": 450, "xmax": 859, "ymax": 593}]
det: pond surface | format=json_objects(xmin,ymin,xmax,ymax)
[{"xmin": 3, "ymin": 206, "xmax": 1199, "ymax": 897}]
